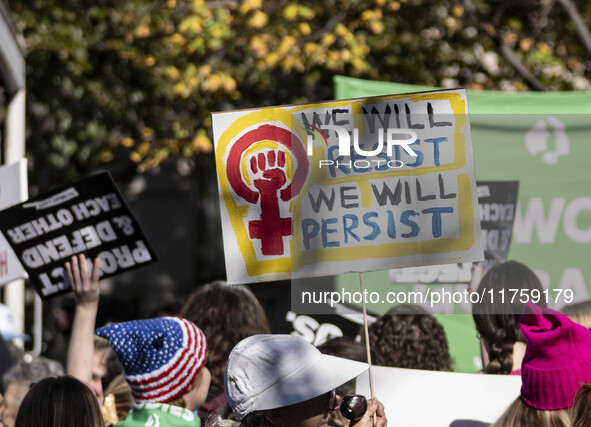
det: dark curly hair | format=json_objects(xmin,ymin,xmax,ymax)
[
  {"xmin": 472, "ymin": 261, "xmax": 546, "ymax": 374},
  {"xmin": 365, "ymin": 304, "xmax": 453, "ymax": 371},
  {"xmin": 179, "ymin": 281, "xmax": 270, "ymax": 391}
]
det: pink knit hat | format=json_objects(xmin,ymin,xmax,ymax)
[{"xmin": 520, "ymin": 302, "xmax": 591, "ymax": 410}]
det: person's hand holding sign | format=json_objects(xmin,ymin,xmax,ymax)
[
  {"xmin": 65, "ymin": 254, "xmax": 104, "ymax": 401},
  {"xmin": 347, "ymin": 397, "xmax": 388, "ymax": 427}
]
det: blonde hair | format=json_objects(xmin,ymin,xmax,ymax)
[
  {"xmin": 491, "ymin": 397, "xmax": 570, "ymax": 427},
  {"xmin": 103, "ymin": 374, "xmax": 134, "ymax": 422},
  {"xmin": 562, "ymin": 300, "xmax": 591, "ymax": 330}
]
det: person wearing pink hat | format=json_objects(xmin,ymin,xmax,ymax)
[{"xmin": 491, "ymin": 302, "xmax": 591, "ymax": 427}]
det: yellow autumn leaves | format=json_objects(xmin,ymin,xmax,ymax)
[{"xmin": 105, "ymin": 0, "xmax": 389, "ymax": 171}]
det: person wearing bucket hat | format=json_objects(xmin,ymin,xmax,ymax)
[
  {"xmin": 96, "ymin": 317, "xmax": 210, "ymax": 427},
  {"xmin": 218, "ymin": 334, "xmax": 387, "ymax": 427},
  {"xmin": 491, "ymin": 302, "xmax": 591, "ymax": 427}
]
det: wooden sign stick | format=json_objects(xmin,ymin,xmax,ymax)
[{"xmin": 359, "ymin": 272, "xmax": 377, "ymax": 425}]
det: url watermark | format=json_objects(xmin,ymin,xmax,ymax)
[{"xmin": 301, "ymin": 287, "xmax": 575, "ymax": 309}]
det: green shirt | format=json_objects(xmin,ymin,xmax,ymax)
[{"xmin": 116, "ymin": 403, "xmax": 202, "ymax": 427}]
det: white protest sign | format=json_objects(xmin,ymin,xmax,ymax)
[
  {"xmin": 356, "ymin": 366, "xmax": 521, "ymax": 427},
  {"xmin": 214, "ymin": 89, "xmax": 483, "ymax": 284},
  {"xmin": 0, "ymin": 159, "xmax": 28, "ymax": 285}
]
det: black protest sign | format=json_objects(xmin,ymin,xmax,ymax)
[
  {"xmin": 0, "ymin": 172, "xmax": 158, "ymax": 299},
  {"xmin": 476, "ymin": 181, "xmax": 519, "ymax": 270}
]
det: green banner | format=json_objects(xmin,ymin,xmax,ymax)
[{"xmin": 334, "ymin": 75, "xmax": 591, "ymax": 372}]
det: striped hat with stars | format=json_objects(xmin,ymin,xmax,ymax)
[{"xmin": 96, "ymin": 317, "xmax": 207, "ymax": 403}]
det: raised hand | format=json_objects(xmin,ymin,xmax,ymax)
[
  {"xmin": 65, "ymin": 253, "xmax": 101, "ymax": 308},
  {"xmin": 66, "ymin": 254, "xmax": 103, "ymax": 402},
  {"xmin": 250, "ymin": 149, "xmax": 288, "ymax": 192}
]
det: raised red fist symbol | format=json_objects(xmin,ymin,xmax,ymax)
[
  {"xmin": 226, "ymin": 124, "xmax": 309, "ymax": 257},
  {"xmin": 248, "ymin": 150, "xmax": 291, "ymax": 256},
  {"xmin": 250, "ymin": 150, "xmax": 287, "ymax": 193}
]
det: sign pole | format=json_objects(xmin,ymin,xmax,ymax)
[
  {"xmin": 359, "ymin": 272, "xmax": 375, "ymax": 398},
  {"xmin": 359, "ymin": 272, "xmax": 377, "ymax": 425}
]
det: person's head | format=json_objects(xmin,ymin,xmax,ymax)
[
  {"xmin": 562, "ymin": 300, "xmax": 591, "ymax": 329},
  {"xmin": 96, "ymin": 316, "xmax": 210, "ymax": 411},
  {"xmin": 472, "ymin": 260, "xmax": 546, "ymax": 374},
  {"xmin": 13, "ymin": 376, "xmax": 102, "ymax": 427},
  {"xmin": 364, "ymin": 304, "xmax": 452, "ymax": 371},
  {"xmin": 520, "ymin": 303, "xmax": 591, "ymax": 410},
  {"xmin": 180, "ymin": 281, "xmax": 270, "ymax": 392},
  {"xmin": 571, "ymin": 383, "xmax": 591, "ymax": 427},
  {"xmin": 1, "ymin": 357, "xmax": 64, "ymax": 427},
  {"xmin": 102, "ymin": 339, "xmax": 124, "ymax": 390},
  {"xmin": 492, "ymin": 303, "xmax": 591, "ymax": 426},
  {"xmin": 224, "ymin": 334, "xmax": 368, "ymax": 427},
  {"xmin": 490, "ymin": 397, "xmax": 570, "ymax": 427},
  {"xmin": 88, "ymin": 336, "xmax": 112, "ymax": 402}
]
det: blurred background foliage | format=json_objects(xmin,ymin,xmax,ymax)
[{"xmin": 8, "ymin": 0, "xmax": 591, "ymax": 193}]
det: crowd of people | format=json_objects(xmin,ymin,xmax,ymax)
[{"xmin": 0, "ymin": 257, "xmax": 589, "ymax": 426}]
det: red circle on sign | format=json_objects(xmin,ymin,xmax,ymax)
[{"xmin": 226, "ymin": 124, "xmax": 309, "ymax": 204}]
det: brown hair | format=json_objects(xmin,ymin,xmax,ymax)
[
  {"xmin": 491, "ymin": 397, "xmax": 570, "ymax": 427},
  {"xmin": 180, "ymin": 281, "xmax": 270, "ymax": 391},
  {"xmin": 472, "ymin": 261, "xmax": 546, "ymax": 374},
  {"xmin": 365, "ymin": 304, "xmax": 453, "ymax": 371},
  {"xmin": 571, "ymin": 383, "xmax": 591, "ymax": 427},
  {"xmin": 14, "ymin": 376, "xmax": 103, "ymax": 427}
]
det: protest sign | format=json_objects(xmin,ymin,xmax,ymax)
[
  {"xmin": 0, "ymin": 159, "xmax": 28, "ymax": 285},
  {"xmin": 389, "ymin": 180, "xmax": 519, "ymax": 288},
  {"xmin": 213, "ymin": 89, "xmax": 483, "ymax": 284},
  {"xmin": 356, "ymin": 365, "xmax": 521, "ymax": 427},
  {"xmin": 334, "ymin": 76, "xmax": 591, "ymax": 308},
  {"xmin": 0, "ymin": 172, "xmax": 158, "ymax": 299},
  {"xmin": 476, "ymin": 181, "xmax": 519, "ymax": 270}
]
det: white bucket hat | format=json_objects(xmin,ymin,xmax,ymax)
[{"xmin": 225, "ymin": 334, "xmax": 369, "ymax": 419}]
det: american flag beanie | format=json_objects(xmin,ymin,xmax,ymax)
[{"xmin": 96, "ymin": 317, "xmax": 207, "ymax": 403}]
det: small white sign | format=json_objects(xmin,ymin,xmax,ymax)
[{"xmin": 0, "ymin": 159, "xmax": 28, "ymax": 285}]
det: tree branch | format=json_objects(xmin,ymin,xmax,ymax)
[
  {"xmin": 499, "ymin": 41, "xmax": 546, "ymax": 91},
  {"xmin": 462, "ymin": 0, "xmax": 547, "ymax": 91},
  {"xmin": 532, "ymin": 0, "xmax": 555, "ymax": 39},
  {"xmin": 556, "ymin": 0, "xmax": 591, "ymax": 54}
]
